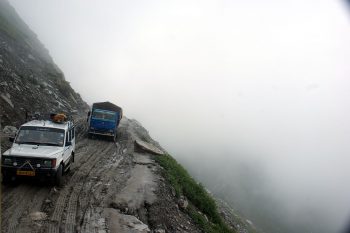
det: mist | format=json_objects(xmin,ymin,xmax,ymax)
[{"xmin": 8, "ymin": 0, "xmax": 350, "ymax": 232}]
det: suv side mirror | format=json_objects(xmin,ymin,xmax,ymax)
[
  {"xmin": 65, "ymin": 141, "xmax": 72, "ymax": 147},
  {"xmin": 9, "ymin": 137, "xmax": 15, "ymax": 142},
  {"xmin": 87, "ymin": 111, "xmax": 91, "ymax": 122}
]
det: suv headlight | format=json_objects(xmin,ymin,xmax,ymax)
[
  {"xmin": 42, "ymin": 159, "xmax": 56, "ymax": 168},
  {"xmin": 3, "ymin": 158, "xmax": 12, "ymax": 165}
]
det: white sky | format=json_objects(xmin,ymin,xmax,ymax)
[{"xmin": 8, "ymin": 0, "xmax": 350, "ymax": 232}]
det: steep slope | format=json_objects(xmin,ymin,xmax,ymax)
[
  {"xmin": 0, "ymin": 1, "xmax": 255, "ymax": 233},
  {"xmin": 0, "ymin": 0, "xmax": 88, "ymax": 128}
]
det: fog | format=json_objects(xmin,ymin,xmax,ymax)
[{"xmin": 9, "ymin": 0, "xmax": 350, "ymax": 232}]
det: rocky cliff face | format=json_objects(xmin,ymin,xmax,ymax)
[
  {"xmin": 0, "ymin": 0, "xmax": 88, "ymax": 127},
  {"xmin": 0, "ymin": 1, "xmax": 256, "ymax": 233}
]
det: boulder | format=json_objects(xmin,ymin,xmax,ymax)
[
  {"xmin": 2, "ymin": 125, "xmax": 17, "ymax": 136},
  {"xmin": 29, "ymin": 211, "xmax": 47, "ymax": 221},
  {"xmin": 178, "ymin": 196, "xmax": 189, "ymax": 210},
  {"xmin": 134, "ymin": 140, "xmax": 164, "ymax": 155}
]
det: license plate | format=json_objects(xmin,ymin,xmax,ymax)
[{"xmin": 16, "ymin": 170, "xmax": 35, "ymax": 176}]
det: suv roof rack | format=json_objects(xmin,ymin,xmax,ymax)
[
  {"xmin": 50, "ymin": 113, "xmax": 68, "ymax": 124},
  {"xmin": 25, "ymin": 112, "xmax": 73, "ymax": 124}
]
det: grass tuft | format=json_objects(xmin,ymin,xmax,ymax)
[{"xmin": 155, "ymin": 154, "xmax": 236, "ymax": 233}]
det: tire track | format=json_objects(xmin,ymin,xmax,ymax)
[
  {"xmin": 76, "ymin": 127, "xmax": 133, "ymax": 231},
  {"xmin": 11, "ymin": 188, "xmax": 49, "ymax": 233},
  {"xmin": 48, "ymin": 143, "xmax": 102, "ymax": 232},
  {"xmin": 1, "ymin": 185, "xmax": 28, "ymax": 211},
  {"xmin": 5, "ymin": 186, "xmax": 46, "ymax": 233},
  {"xmin": 48, "ymin": 141, "xmax": 114, "ymax": 233},
  {"xmin": 64, "ymin": 142, "xmax": 116, "ymax": 232}
]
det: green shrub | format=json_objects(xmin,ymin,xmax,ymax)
[{"xmin": 155, "ymin": 154, "xmax": 235, "ymax": 233}]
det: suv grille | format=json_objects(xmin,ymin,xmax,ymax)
[{"xmin": 13, "ymin": 157, "xmax": 44, "ymax": 169}]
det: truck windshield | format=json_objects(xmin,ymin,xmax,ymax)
[
  {"xmin": 15, "ymin": 126, "xmax": 65, "ymax": 146},
  {"xmin": 92, "ymin": 109, "xmax": 115, "ymax": 121}
]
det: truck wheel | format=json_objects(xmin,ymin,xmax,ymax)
[{"xmin": 55, "ymin": 164, "xmax": 63, "ymax": 187}]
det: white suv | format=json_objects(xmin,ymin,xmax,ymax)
[{"xmin": 1, "ymin": 118, "xmax": 75, "ymax": 186}]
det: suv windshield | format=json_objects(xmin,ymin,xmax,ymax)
[{"xmin": 15, "ymin": 126, "xmax": 65, "ymax": 146}]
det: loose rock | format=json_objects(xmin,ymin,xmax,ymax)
[
  {"xmin": 178, "ymin": 196, "xmax": 189, "ymax": 210},
  {"xmin": 29, "ymin": 212, "xmax": 47, "ymax": 221}
]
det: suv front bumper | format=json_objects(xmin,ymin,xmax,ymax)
[{"xmin": 1, "ymin": 165, "xmax": 58, "ymax": 180}]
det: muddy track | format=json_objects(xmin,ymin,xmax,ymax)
[{"xmin": 1, "ymin": 119, "xmax": 133, "ymax": 233}]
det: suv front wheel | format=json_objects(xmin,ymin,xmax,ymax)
[
  {"xmin": 2, "ymin": 174, "xmax": 12, "ymax": 185},
  {"xmin": 55, "ymin": 164, "xmax": 63, "ymax": 187}
]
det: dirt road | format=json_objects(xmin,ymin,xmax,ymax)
[{"xmin": 1, "ymin": 118, "xmax": 201, "ymax": 233}]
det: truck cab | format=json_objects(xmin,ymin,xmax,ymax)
[
  {"xmin": 88, "ymin": 101, "xmax": 123, "ymax": 140},
  {"xmin": 1, "ymin": 116, "xmax": 75, "ymax": 186}
]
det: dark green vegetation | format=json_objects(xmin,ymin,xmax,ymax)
[{"xmin": 155, "ymin": 154, "xmax": 236, "ymax": 233}]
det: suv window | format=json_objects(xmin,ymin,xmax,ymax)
[{"xmin": 66, "ymin": 131, "xmax": 70, "ymax": 143}]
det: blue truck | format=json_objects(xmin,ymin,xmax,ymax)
[{"xmin": 87, "ymin": 102, "xmax": 123, "ymax": 140}]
